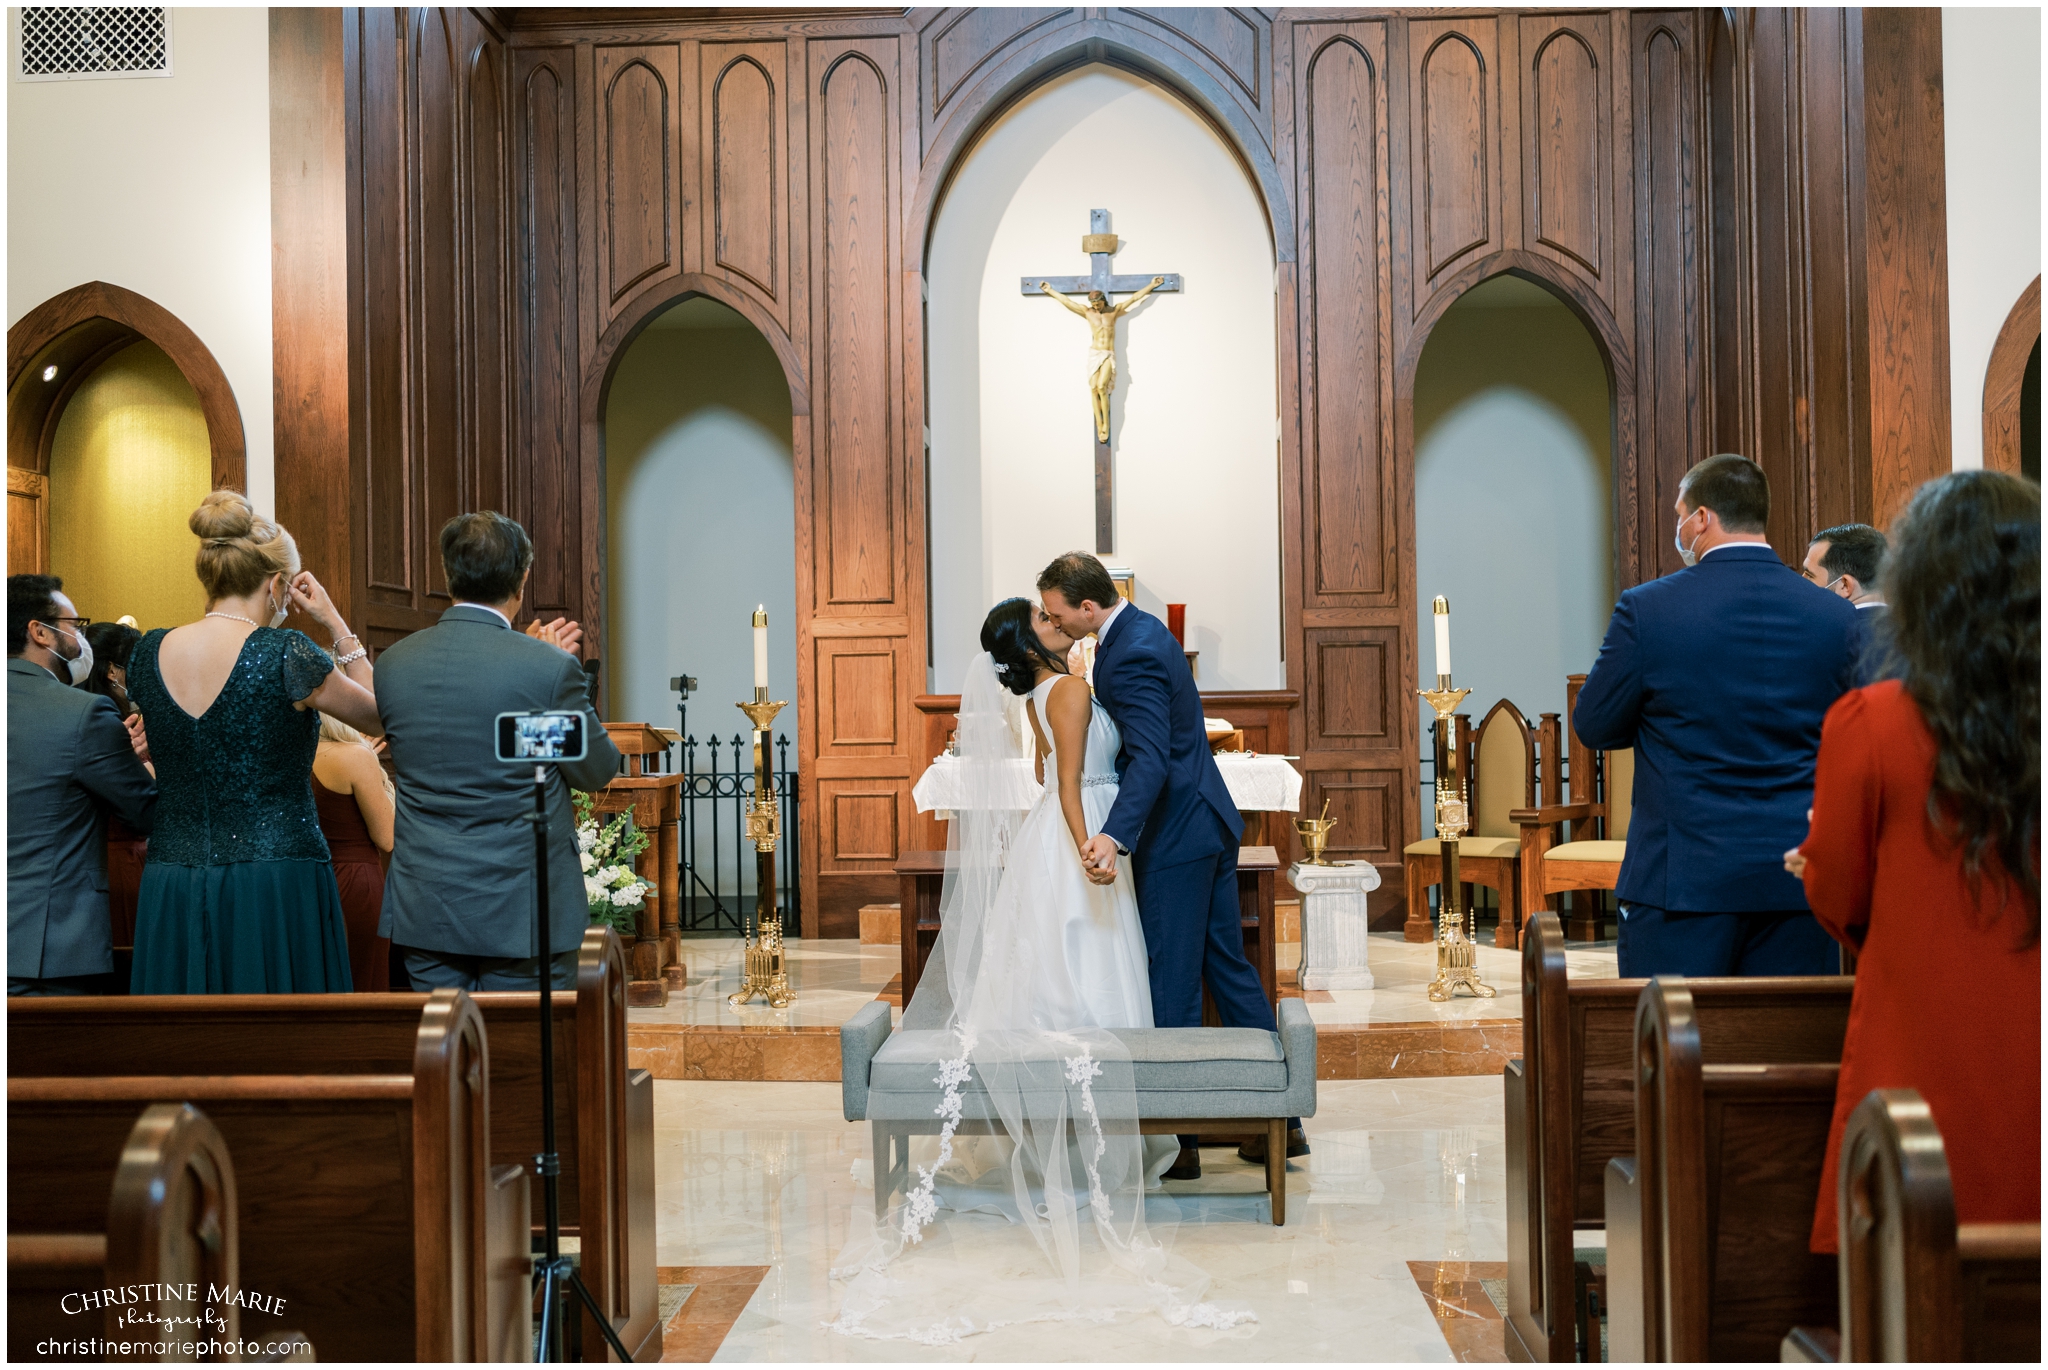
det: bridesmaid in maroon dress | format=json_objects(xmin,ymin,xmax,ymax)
[
  {"xmin": 1789, "ymin": 471, "xmax": 2039, "ymax": 1253},
  {"xmin": 83, "ymin": 622, "xmax": 148, "ymax": 953},
  {"xmin": 312, "ymin": 715, "xmax": 395, "ymax": 991}
]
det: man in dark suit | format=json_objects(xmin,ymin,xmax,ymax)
[
  {"xmin": 376, "ymin": 513, "xmax": 623, "ymax": 991},
  {"xmin": 1575, "ymin": 455, "xmax": 1858, "ymax": 978},
  {"xmin": 1801, "ymin": 522, "xmax": 1890, "ymax": 685},
  {"xmin": 1038, "ymin": 552, "xmax": 1300, "ymax": 1176},
  {"xmin": 7, "ymin": 575, "xmax": 156, "ymax": 995}
]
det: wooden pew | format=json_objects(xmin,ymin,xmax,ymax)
[
  {"xmin": 1782, "ymin": 1088, "xmax": 2041, "ymax": 1363},
  {"xmin": 1604, "ymin": 977, "xmax": 1843, "ymax": 1361},
  {"xmin": 9, "ymin": 1102, "xmax": 245, "ymax": 1361},
  {"xmin": 8, "ymin": 990, "xmax": 528, "ymax": 1362},
  {"xmin": 7, "ymin": 927, "xmax": 656, "ymax": 1363},
  {"xmin": 1501, "ymin": 913, "xmax": 1854, "ymax": 1361}
]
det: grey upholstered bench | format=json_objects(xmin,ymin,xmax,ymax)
[{"xmin": 840, "ymin": 997, "xmax": 1317, "ymax": 1226}]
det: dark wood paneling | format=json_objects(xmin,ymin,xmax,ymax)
[
  {"xmin": 1856, "ymin": 7, "xmax": 1952, "ymax": 525},
  {"xmin": 813, "ymin": 46, "xmax": 897, "ymax": 608},
  {"xmin": 410, "ymin": 9, "xmax": 461, "ymax": 605},
  {"xmin": 1522, "ymin": 14, "xmax": 1607, "ymax": 284},
  {"xmin": 1122, "ymin": 8, "xmax": 1263, "ymax": 107},
  {"xmin": 513, "ymin": 48, "xmax": 579, "ymax": 618},
  {"xmin": 596, "ymin": 46, "xmax": 677, "ymax": 311},
  {"xmin": 1410, "ymin": 19, "xmax": 1497, "ymax": 288},
  {"xmin": 272, "ymin": 8, "xmax": 353, "ymax": 628},
  {"xmin": 706, "ymin": 45, "xmax": 782, "ymax": 302},
  {"xmin": 926, "ymin": 7, "xmax": 1068, "ymax": 118},
  {"xmin": 1304, "ymin": 626, "xmax": 1397, "ymax": 752},
  {"xmin": 1303, "ymin": 768, "xmax": 1399, "ymax": 863},
  {"xmin": 468, "ymin": 44, "xmax": 511, "ymax": 516},
  {"xmin": 1983, "ymin": 277, "xmax": 2042, "ymax": 473}
]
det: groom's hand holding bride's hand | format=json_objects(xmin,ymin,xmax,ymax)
[{"xmin": 1080, "ymin": 833, "xmax": 1120, "ymax": 884}]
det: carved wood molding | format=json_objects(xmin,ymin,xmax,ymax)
[
  {"xmin": 1982, "ymin": 275, "xmax": 2040, "ymax": 475},
  {"xmin": 6, "ymin": 281, "xmax": 247, "ymax": 491}
]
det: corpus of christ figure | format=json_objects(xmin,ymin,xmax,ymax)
[{"xmin": 1022, "ymin": 208, "xmax": 1182, "ymax": 553}]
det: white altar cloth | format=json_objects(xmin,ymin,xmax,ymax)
[{"xmin": 912, "ymin": 752, "xmax": 1304, "ymax": 815}]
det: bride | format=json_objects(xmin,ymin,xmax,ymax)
[{"xmin": 825, "ymin": 598, "xmax": 1250, "ymax": 1345}]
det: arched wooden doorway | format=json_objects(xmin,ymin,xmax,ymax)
[
  {"xmin": 6, "ymin": 282, "xmax": 245, "ymax": 574},
  {"xmin": 1983, "ymin": 275, "xmax": 2041, "ymax": 478}
]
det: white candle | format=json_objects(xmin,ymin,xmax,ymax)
[
  {"xmin": 1432, "ymin": 596, "xmax": 1452, "ymax": 679},
  {"xmin": 752, "ymin": 606, "xmax": 769, "ymax": 691}
]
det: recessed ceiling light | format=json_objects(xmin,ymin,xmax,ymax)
[{"xmin": 41, "ymin": 365, "xmax": 57, "ymax": 382}]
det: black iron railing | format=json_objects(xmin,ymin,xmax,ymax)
[{"xmin": 675, "ymin": 730, "xmax": 800, "ymax": 935}]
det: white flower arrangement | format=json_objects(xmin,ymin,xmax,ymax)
[{"xmin": 572, "ymin": 791, "xmax": 654, "ymax": 935}]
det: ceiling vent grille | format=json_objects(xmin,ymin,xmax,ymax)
[{"xmin": 18, "ymin": 8, "xmax": 171, "ymax": 81}]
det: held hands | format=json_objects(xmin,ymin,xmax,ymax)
[
  {"xmin": 524, "ymin": 617, "xmax": 584, "ymax": 657},
  {"xmin": 1080, "ymin": 832, "xmax": 1120, "ymax": 885},
  {"xmin": 1782, "ymin": 808, "xmax": 1814, "ymax": 880}
]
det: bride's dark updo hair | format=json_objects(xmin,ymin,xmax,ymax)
[{"xmin": 981, "ymin": 597, "xmax": 1067, "ymax": 696}]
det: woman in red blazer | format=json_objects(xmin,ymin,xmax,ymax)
[{"xmin": 1790, "ymin": 470, "xmax": 2040, "ymax": 1254}]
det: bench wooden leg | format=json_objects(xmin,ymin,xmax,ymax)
[{"xmin": 1267, "ymin": 1118, "xmax": 1286, "ymax": 1226}]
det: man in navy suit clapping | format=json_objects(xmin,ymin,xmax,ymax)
[{"xmin": 1575, "ymin": 455, "xmax": 1858, "ymax": 978}]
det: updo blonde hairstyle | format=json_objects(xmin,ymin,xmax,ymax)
[{"xmin": 190, "ymin": 490, "xmax": 299, "ymax": 603}]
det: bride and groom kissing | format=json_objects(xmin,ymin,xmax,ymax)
[{"xmin": 968, "ymin": 551, "xmax": 1307, "ymax": 1177}]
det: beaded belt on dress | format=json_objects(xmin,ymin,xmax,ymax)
[{"xmin": 1081, "ymin": 774, "xmax": 1119, "ymax": 787}]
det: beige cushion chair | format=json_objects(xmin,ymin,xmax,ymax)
[{"xmin": 1403, "ymin": 699, "xmax": 1533, "ymax": 949}]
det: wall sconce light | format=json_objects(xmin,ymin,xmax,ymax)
[{"xmin": 41, "ymin": 365, "xmax": 57, "ymax": 382}]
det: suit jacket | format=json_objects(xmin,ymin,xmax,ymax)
[
  {"xmin": 1093, "ymin": 604, "xmax": 1243, "ymax": 869},
  {"xmin": 375, "ymin": 606, "xmax": 623, "ymax": 958},
  {"xmin": 7, "ymin": 657, "xmax": 157, "ymax": 978},
  {"xmin": 1574, "ymin": 543, "xmax": 1858, "ymax": 913},
  {"xmin": 1848, "ymin": 602, "xmax": 1891, "ymax": 687}
]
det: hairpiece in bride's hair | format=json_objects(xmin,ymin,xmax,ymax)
[{"xmin": 979, "ymin": 597, "xmax": 1066, "ymax": 696}]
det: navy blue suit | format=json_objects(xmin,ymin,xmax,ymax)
[
  {"xmin": 1092, "ymin": 605, "xmax": 1273, "ymax": 1044},
  {"xmin": 1574, "ymin": 544, "xmax": 1858, "ymax": 976}
]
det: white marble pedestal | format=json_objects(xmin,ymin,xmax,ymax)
[{"xmin": 1289, "ymin": 860, "xmax": 1383, "ymax": 991}]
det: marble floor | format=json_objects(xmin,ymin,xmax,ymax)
[{"xmin": 652, "ymin": 1073, "xmax": 1514, "ymax": 1361}]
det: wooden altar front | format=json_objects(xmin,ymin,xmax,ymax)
[{"xmin": 595, "ymin": 723, "xmax": 685, "ymax": 1007}]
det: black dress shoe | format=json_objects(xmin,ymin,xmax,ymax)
[
  {"xmin": 1237, "ymin": 1127, "xmax": 1311, "ymax": 1163},
  {"xmin": 1164, "ymin": 1146, "xmax": 1202, "ymax": 1181}
]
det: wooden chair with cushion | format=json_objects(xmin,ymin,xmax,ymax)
[
  {"xmin": 1403, "ymin": 698, "xmax": 1534, "ymax": 949},
  {"xmin": 1512, "ymin": 674, "xmax": 1631, "ymax": 941}
]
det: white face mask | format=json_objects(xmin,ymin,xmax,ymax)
[
  {"xmin": 1674, "ymin": 509, "xmax": 1706, "ymax": 567},
  {"xmin": 46, "ymin": 622, "xmax": 93, "ymax": 685},
  {"xmin": 268, "ymin": 580, "xmax": 290, "ymax": 629}
]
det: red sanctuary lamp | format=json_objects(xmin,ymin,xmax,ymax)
[{"xmin": 1166, "ymin": 603, "xmax": 1186, "ymax": 646}]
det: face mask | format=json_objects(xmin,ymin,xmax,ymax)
[
  {"xmin": 47, "ymin": 623, "xmax": 93, "ymax": 686},
  {"xmin": 1674, "ymin": 510, "xmax": 1705, "ymax": 567},
  {"xmin": 268, "ymin": 581, "xmax": 290, "ymax": 629}
]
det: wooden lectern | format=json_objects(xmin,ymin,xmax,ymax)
[{"xmin": 594, "ymin": 723, "xmax": 685, "ymax": 1007}]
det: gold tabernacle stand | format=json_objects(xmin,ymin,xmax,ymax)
[
  {"xmin": 1420, "ymin": 671, "xmax": 1496, "ymax": 1002},
  {"xmin": 727, "ymin": 689, "xmax": 795, "ymax": 1010}
]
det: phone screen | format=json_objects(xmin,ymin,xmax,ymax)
[{"xmin": 496, "ymin": 711, "xmax": 587, "ymax": 763}]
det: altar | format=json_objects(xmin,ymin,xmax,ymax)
[{"xmin": 910, "ymin": 749, "xmax": 1303, "ymax": 819}]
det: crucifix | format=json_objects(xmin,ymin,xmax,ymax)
[{"xmin": 1022, "ymin": 208, "xmax": 1182, "ymax": 554}]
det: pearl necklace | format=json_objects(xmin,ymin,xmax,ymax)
[{"xmin": 205, "ymin": 611, "xmax": 263, "ymax": 628}]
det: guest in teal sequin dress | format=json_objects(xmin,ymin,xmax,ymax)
[{"xmin": 128, "ymin": 491, "xmax": 385, "ymax": 994}]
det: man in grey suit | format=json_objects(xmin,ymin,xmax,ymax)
[
  {"xmin": 8, "ymin": 575, "xmax": 156, "ymax": 995},
  {"xmin": 376, "ymin": 513, "xmax": 623, "ymax": 990}
]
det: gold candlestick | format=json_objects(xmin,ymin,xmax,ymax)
[
  {"xmin": 1419, "ymin": 673, "xmax": 1495, "ymax": 1002},
  {"xmin": 728, "ymin": 693, "xmax": 795, "ymax": 1010}
]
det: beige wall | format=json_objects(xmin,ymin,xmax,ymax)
[
  {"xmin": 1942, "ymin": 7, "xmax": 2043, "ymax": 470},
  {"xmin": 48, "ymin": 339, "xmax": 211, "ymax": 629},
  {"xmin": 7, "ymin": 7, "xmax": 273, "ymax": 509},
  {"xmin": 926, "ymin": 65, "xmax": 1280, "ymax": 692}
]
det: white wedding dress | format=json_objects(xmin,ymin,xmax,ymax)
[{"xmin": 825, "ymin": 654, "xmax": 1252, "ymax": 1345}]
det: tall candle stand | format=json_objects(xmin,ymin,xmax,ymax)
[
  {"xmin": 1419, "ymin": 670, "xmax": 1495, "ymax": 1002},
  {"xmin": 727, "ymin": 687, "xmax": 795, "ymax": 1010}
]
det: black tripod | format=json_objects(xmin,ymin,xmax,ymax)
[{"xmin": 527, "ymin": 763, "xmax": 635, "ymax": 1363}]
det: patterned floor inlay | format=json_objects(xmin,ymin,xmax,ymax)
[
  {"xmin": 656, "ymin": 1265, "xmax": 768, "ymax": 1362},
  {"xmin": 1407, "ymin": 1260, "xmax": 1509, "ymax": 1363}
]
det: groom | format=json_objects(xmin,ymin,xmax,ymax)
[{"xmin": 1037, "ymin": 552, "xmax": 1307, "ymax": 1178}]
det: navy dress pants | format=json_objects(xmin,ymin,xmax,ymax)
[
  {"xmin": 1616, "ymin": 902, "xmax": 1838, "ymax": 978},
  {"xmin": 1132, "ymin": 832, "xmax": 1295, "ymax": 1145}
]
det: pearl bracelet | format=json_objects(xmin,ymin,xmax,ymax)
[{"xmin": 334, "ymin": 645, "xmax": 369, "ymax": 667}]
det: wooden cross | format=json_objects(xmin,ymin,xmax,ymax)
[{"xmin": 1022, "ymin": 208, "xmax": 1183, "ymax": 554}]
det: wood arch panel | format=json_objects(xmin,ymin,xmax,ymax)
[
  {"xmin": 1416, "ymin": 29, "xmax": 1492, "ymax": 280},
  {"xmin": 602, "ymin": 57, "xmax": 673, "ymax": 304},
  {"xmin": 468, "ymin": 44, "xmax": 510, "ymax": 517},
  {"xmin": 1982, "ymin": 275, "xmax": 2040, "ymax": 474},
  {"xmin": 712, "ymin": 54, "xmax": 778, "ymax": 298},
  {"xmin": 1529, "ymin": 26, "xmax": 1604, "ymax": 278},
  {"xmin": 7, "ymin": 281, "xmax": 246, "ymax": 490}
]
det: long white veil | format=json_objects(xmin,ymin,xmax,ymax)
[{"xmin": 825, "ymin": 652, "xmax": 1254, "ymax": 1344}]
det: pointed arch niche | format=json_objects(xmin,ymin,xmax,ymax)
[{"xmin": 924, "ymin": 64, "xmax": 1281, "ymax": 693}]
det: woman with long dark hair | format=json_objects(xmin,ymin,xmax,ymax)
[
  {"xmin": 81, "ymin": 621, "xmax": 148, "ymax": 951},
  {"xmin": 1789, "ymin": 469, "xmax": 2039, "ymax": 1253}
]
